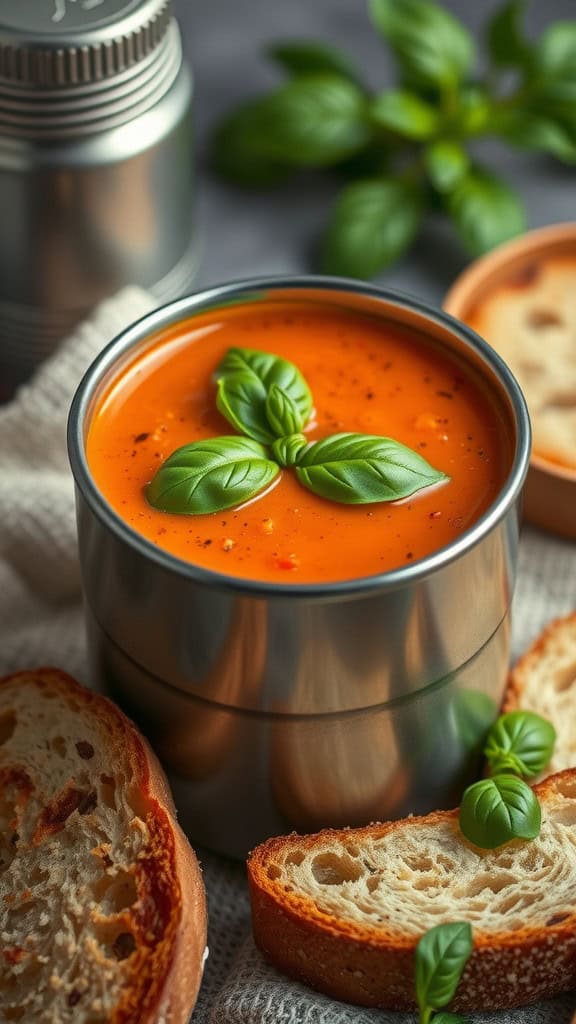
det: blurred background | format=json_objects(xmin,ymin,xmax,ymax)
[{"xmin": 174, "ymin": 0, "xmax": 575, "ymax": 304}]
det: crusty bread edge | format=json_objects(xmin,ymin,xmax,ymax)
[
  {"xmin": 248, "ymin": 770, "xmax": 576, "ymax": 1011},
  {"xmin": 502, "ymin": 610, "xmax": 576, "ymax": 713},
  {"xmin": 0, "ymin": 668, "xmax": 208, "ymax": 1024}
]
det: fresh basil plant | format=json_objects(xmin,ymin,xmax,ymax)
[
  {"xmin": 415, "ymin": 921, "xmax": 473, "ymax": 1024},
  {"xmin": 147, "ymin": 347, "xmax": 447, "ymax": 515},
  {"xmin": 213, "ymin": 0, "xmax": 576, "ymax": 279}
]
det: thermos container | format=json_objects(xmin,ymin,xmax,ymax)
[{"xmin": 0, "ymin": 0, "xmax": 194, "ymax": 387}]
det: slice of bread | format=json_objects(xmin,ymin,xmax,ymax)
[
  {"xmin": 248, "ymin": 769, "xmax": 576, "ymax": 1012},
  {"xmin": 466, "ymin": 257, "xmax": 576, "ymax": 470},
  {"xmin": 0, "ymin": 668, "xmax": 207, "ymax": 1024},
  {"xmin": 503, "ymin": 611, "xmax": 576, "ymax": 776}
]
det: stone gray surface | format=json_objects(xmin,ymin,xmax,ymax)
[{"xmin": 173, "ymin": 0, "xmax": 575, "ymax": 306}]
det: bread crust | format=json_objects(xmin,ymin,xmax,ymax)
[
  {"xmin": 503, "ymin": 610, "xmax": 576, "ymax": 713},
  {"xmin": 0, "ymin": 668, "xmax": 207, "ymax": 1024},
  {"xmin": 248, "ymin": 770, "xmax": 576, "ymax": 1012}
]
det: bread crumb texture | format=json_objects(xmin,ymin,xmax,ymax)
[
  {"xmin": 505, "ymin": 612, "xmax": 576, "ymax": 776},
  {"xmin": 469, "ymin": 258, "xmax": 576, "ymax": 469},
  {"xmin": 248, "ymin": 770, "xmax": 576, "ymax": 1010},
  {"xmin": 0, "ymin": 670, "xmax": 182, "ymax": 1023}
]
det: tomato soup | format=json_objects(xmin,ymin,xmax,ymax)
[{"xmin": 87, "ymin": 301, "xmax": 512, "ymax": 583}]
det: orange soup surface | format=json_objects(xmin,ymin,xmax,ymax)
[{"xmin": 87, "ymin": 301, "xmax": 512, "ymax": 583}]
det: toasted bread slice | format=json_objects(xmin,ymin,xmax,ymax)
[
  {"xmin": 248, "ymin": 770, "xmax": 576, "ymax": 1012},
  {"xmin": 503, "ymin": 612, "xmax": 576, "ymax": 775},
  {"xmin": 0, "ymin": 668, "xmax": 207, "ymax": 1023}
]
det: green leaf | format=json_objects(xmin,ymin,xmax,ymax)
[
  {"xmin": 216, "ymin": 373, "xmax": 273, "ymax": 445},
  {"xmin": 368, "ymin": 0, "xmax": 474, "ymax": 88},
  {"xmin": 370, "ymin": 89, "xmax": 439, "ymax": 139},
  {"xmin": 211, "ymin": 103, "xmax": 292, "ymax": 186},
  {"xmin": 484, "ymin": 711, "xmax": 556, "ymax": 779},
  {"xmin": 457, "ymin": 86, "xmax": 492, "ymax": 135},
  {"xmin": 450, "ymin": 690, "xmax": 496, "ymax": 753},
  {"xmin": 322, "ymin": 178, "xmax": 422, "ymax": 278},
  {"xmin": 425, "ymin": 140, "xmax": 469, "ymax": 192},
  {"xmin": 432, "ymin": 1014, "xmax": 471, "ymax": 1024},
  {"xmin": 486, "ymin": 0, "xmax": 532, "ymax": 69},
  {"xmin": 271, "ymin": 433, "xmax": 309, "ymax": 467},
  {"xmin": 233, "ymin": 75, "xmax": 371, "ymax": 167},
  {"xmin": 265, "ymin": 385, "xmax": 304, "ymax": 437},
  {"xmin": 533, "ymin": 22, "xmax": 576, "ymax": 102},
  {"xmin": 146, "ymin": 436, "xmax": 280, "ymax": 515},
  {"xmin": 267, "ymin": 41, "xmax": 361, "ymax": 85},
  {"xmin": 447, "ymin": 168, "xmax": 526, "ymax": 256},
  {"xmin": 295, "ymin": 432, "xmax": 447, "ymax": 505},
  {"xmin": 216, "ymin": 347, "xmax": 313, "ymax": 436},
  {"xmin": 415, "ymin": 922, "xmax": 473, "ymax": 1014},
  {"xmin": 496, "ymin": 111, "xmax": 576, "ymax": 162},
  {"xmin": 459, "ymin": 775, "xmax": 541, "ymax": 849}
]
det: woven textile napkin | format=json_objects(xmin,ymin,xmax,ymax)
[{"xmin": 0, "ymin": 290, "xmax": 575, "ymax": 1024}]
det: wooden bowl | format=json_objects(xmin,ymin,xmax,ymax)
[{"xmin": 444, "ymin": 223, "xmax": 576, "ymax": 541}]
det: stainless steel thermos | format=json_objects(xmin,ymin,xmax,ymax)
[{"xmin": 0, "ymin": 0, "xmax": 194, "ymax": 387}]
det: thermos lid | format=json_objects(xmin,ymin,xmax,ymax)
[{"xmin": 0, "ymin": 0, "xmax": 171, "ymax": 88}]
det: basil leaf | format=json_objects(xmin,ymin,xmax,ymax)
[
  {"xmin": 484, "ymin": 711, "xmax": 556, "ymax": 779},
  {"xmin": 368, "ymin": 0, "xmax": 474, "ymax": 89},
  {"xmin": 267, "ymin": 41, "xmax": 362, "ymax": 85},
  {"xmin": 146, "ymin": 436, "xmax": 280, "ymax": 515},
  {"xmin": 447, "ymin": 168, "xmax": 526, "ymax": 256},
  {"xmin": 211, "ymin": 103, "xmax": 292, "ymax": 186},
  {"xmin": 450, "ymin": 690, "xmax": 496, "ymax": 753},
  {"xmin": 533, "ymin": 22, "xmax": 576, "ymax": 102},
  {"xmin": 216, "ymin": 347, "xmax": 313, "ymax": 436},
  {"xmin": 271, "ymin": 433, "xmax": 308, "ymax": 468},
  {"xmin": 425, "ymin": 140, "xmax": 470, "ymax": 192},
  {"xmin": 457, "ymin": 86, "xmax": 491, "ymax": 135},
  {"xmin": 265, "ymin": 385, "xmax": 304, "ymax": 438},
  {"xmin": 231, "ymin": 75, "xmax": 371, "ymax": 167},
  {"xmin": 459, "ymin": 775, "xmax": 541, "ymax": 849},
  {"xmin": 370, "ymin": 89, "xmax": 439, "ymax": 139},
  {"xmin": 432, "ymin": 1014, "xmax": 471, "ymax": 1024},
  {"xmin": 415, "ymin": 922, "xmax": 473, "ymax": 1015},
  {"xmin": 487, "ymin": 0, "xmax": 532, "ymax": 70},
  {"xmin": 295, "ymin": 432, "xmax": 447, "ymax": 505},
  {"xmin": 322, "ymin": 178, "xmax": 422, "ymax": 278},
  {"xmin": 496, "ymin": 111, "xmax": 576, "ymax": 162},
  {"xmin": 217, "ymin": 372, "xmax": 274, "ymax": 445}
]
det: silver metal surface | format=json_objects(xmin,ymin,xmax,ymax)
[
  {"xmin": 0, "ymin": 1, "xmax": 195, "ymax": 388},
  {"xmin": 68, "ymin": 277, "xmax": 532, "ymax": 857}
]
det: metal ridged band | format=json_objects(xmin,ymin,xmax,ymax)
[
  {"xmin": 0, "ymin": 19, "xmax": 183, "ymax": 137},
  {"xmin": 0, "ymin": 1, "xmax": 171, "ymax": 88}
]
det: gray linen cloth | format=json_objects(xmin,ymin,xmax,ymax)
[{"xmin": 0, "ymin": 290, "xmax": 574, "ymax": 1024}]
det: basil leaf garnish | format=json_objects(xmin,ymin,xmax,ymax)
[
  {"xmin": 271, "ymin": 433, "xmax": 308, "ymax": 467},
  {"xmin": 415, "ymin": 922, "xmax": 473, "ymax": 1017},
  {"xmin": 216, "ymin": 372, "xmax": 274, "ymax": 444},
  {"xmin": 295, "ymin": 432, "xmax": 447, "ymax": 504},
  {"xmin": 459, "ymin": 774, "xmax": 541, "ymax": 849},
  {"xmin": 484, "ymin": 710, "xmax": 556, "ymax": 779},
  {"xmin": 266, "ymin": 384, "xmax": 303, "ymax": 438},
  {"xmin": 146, "ymin": 436, "xmax": 280, "ymax": 515},
  {"xmin": 216, "ymin": 347, "xmax": 313, "ymax": 438}
]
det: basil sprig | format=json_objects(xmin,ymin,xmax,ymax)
[
  {"xmin": 458, "ymin": 708, "xmax": 555, "ymax": 850},
  {"xmin": 415, "ymin": 921, "xmax": 473, "ymax": 1024},
  {"xmin": 483, "ymin": 710, "xmax": 556, "ymax": 778},
  {"xmin": 147, "ymin": 346, "xmax": 447, "ymax": 516},
  {"xmin": 213, "ymin": 0, "xmax": 576, "ymax": 279}
]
